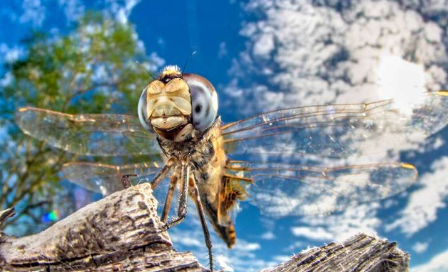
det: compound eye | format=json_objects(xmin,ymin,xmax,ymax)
[
  {"xmin": 138, "ymin": 87, "xmax": 154, "ymax": 132},
  {"xmin": 183, "ymin": 74, "xmax": 218, "ymax": 132}
]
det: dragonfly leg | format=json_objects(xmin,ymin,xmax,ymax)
[
  {"xmin": 121, "ymin": 174, "xmax": 137, "ymax": 189},
  {"xmin": 150, "ymin": 159, "xmax": 175, "ymax": 190},
  {"xmin": 164, "ymin": 162, "xmax": 189, "ymax": 228},
  {"xmin": 150, "ymin": 163, "xmax": 192, "ymax": 239},
  {"xmin": 160, "ymin": 175, "xmax": 178, "ymax": 222},
  {"xmin": 151, "ymin": 163, "xmax": 190, "ymax": 233},
  {"xmin": 189, "ymin": 174, "xmax": 214, "ymax": 272}
]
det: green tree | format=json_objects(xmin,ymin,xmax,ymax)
[{"xmin": 0, "ymin": 12, "xmax": 154, "ymax": 235}]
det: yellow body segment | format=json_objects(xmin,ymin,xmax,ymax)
[{"xmin": 193, "ymin": 122, "xmax": 251, "ymax": 248}]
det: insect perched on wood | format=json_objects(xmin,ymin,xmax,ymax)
[{"xmin": 16, "ymin": 65, "xmax": 448, "ymax": 271}]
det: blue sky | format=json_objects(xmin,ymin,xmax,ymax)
[{"xmin": 2, "ymin": 0, "xmax": 448, "ymax": 271}]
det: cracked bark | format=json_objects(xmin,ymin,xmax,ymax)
[{"xmin": 0, "ymin": 184, "xmax": 409, "ymax": 272}]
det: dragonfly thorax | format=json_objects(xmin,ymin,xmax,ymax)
[{"xmin": 157, "ymin": 117, "xmax": 222, "ymax": 160}]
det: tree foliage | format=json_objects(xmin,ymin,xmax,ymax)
[{"xmin": 0, "ymin": 12, "xmax": 154, "ymax": 235}]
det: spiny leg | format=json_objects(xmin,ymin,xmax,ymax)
[
  {"xmin": 151, "ymin": 159, "xmax": 175, "ymax": 190},
  {"xmin": 164, "ymin": 162, "xmax": 190, "ymax": 228},
  {"xmin": 190, "ymin": 174, "xmax": 214, "ymax": 272},
  {"xmin": 145, "ymin": 162, "xmax": 189, "ymax": 236},
  {"xmin": 161, "ymin": 175, "xmax": 178, "ymax": 222}
]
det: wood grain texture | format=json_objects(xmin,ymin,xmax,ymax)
[
  {"xmin": 0, "ymin": 183, "xmax": 409, "ymax": 272},
  {"xmin": 0, "ymin": 183, "xmax": 206, "ymax": 272},
  {"xmin": 264, "ymin": 233, "xmax": 409, "ymax": 272}
]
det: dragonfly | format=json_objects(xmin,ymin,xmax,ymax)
[{"xmin": 16, "ymin": 65, "xmax": 448, "ymax": 271}]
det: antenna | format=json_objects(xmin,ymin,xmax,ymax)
[
  {"xmin": 135, "ymin": 61, "xmax": 155, "ymax": 81},
  {"xmin": 182, "ymin": 51, "xmax": 197, "ymax": 74}
]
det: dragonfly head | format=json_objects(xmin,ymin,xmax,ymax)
[{"xmin": 138, "ymin": 65, "xmax": 218, "ymax": 141}]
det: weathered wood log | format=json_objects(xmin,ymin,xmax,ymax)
[
  {"xmin": 0, "ymin": 183, "xmax": 206, "ymax": 272},
  {"xmin": 0, "ymin": 183, "xmax": 409, "ymax": 272},
  {"xmin": 264, "ymin": 233, "xmax": 409, "ymax": 272},
  {"xmin": 0, "ymin": 208, "xmax": 15, "ymax": 245}
]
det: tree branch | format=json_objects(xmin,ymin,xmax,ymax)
[{"xmin": 0, "ymin": 184, "xmax": 409, "ymax": 272}]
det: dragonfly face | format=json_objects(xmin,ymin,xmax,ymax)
[
  {"xmin": 15, "ymin": 64, "xmax": 448, "ymax": 272},
  {"xmin": 138, "ymin": 65, "xmax": 218, "ymax": 141}
]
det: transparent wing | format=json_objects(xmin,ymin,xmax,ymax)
[
  {"xmin": 222, "ymin": 91, "xmax": 448, "ymax": 161},
  {"xmin": 225, "ymin": 160, "xmax": 417, "ymax": 216},
  {"xmin": 15, "ymin": 107, "xmax": 160, "ymax": 156},
  {"xmin": 61, "ymin": 160, "xmax": 176, "ymax": 217},
  {"xmin": 62, "ymin": 161, "xmax": 165, "ymax": 196}
]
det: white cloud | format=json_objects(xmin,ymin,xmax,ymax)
[
  {"xmin": 146, "ymin": 52, "xmax": 166, "ymax": 72},
  {"xmin": 0, "ymin": 43, "xmax": 25, "ymax": 66},
  {"xmin": 386, "ymin": 156, "xmax": 448, "ymax": 236},
  {"xmin": 375, "ymin": 56, "xmax": 426, "ymax": 116},
  {"xmin": 260, "ymin": 231, "xmax": 275, "ymax": 240},
  {"xmin": 0, "ymin": 72, "xmax": 13, "ymax": 87},
  {"xmin": 412, "ymin": 241, "xmax": 429, "ymax": 254},
  {"xmin": 104, "ymin": 0, "xmax": 141, "ymax": 24},
  {"xmin": 17, "ymin": 0, "xmax": 141, "ymax": 29},
  {"xmin": 218, "ymin": 42, "xmax": 228, "ymax": 58},
  {"xmin": 226, "ymin": 0, "xmax": 448, "ymax": 246},
  {"xmin": 228, "ymin": 0, "xmax": 447, "ymax": 119},
  {"xmin": 412, "ymin": 247, "xmax": 448, "ymax": 272},
  {"xmin": 226, "ymin": 1, "xmax": 448, "ymax": 188},
  {"xmin": 170, "ymin": 232, "xmax": 202, "ymax": 247},
  {"xmin": 291, "ymin": 226, "xmax": 333, "ymax": 241},
  {"xmin": 20, "ymin": 0, "xmax": 46, "ymax": 26},
  {"xmin": 272, "ymin": 255, "xmax": 291, "ymax": 263},
  {"xmin": 286, "ymin": 241, "xmax": 307, "ymax": 251},
  {"xmin": 399, "ymin": 0, "xmax": 448, "ymax": 19},
  {"xmin": 295, "ymin": 203, "xmax": 381, "ymax": 242},
  {"xmin": 253, "ymin": 33, "xmax": 274, "ymax": 57},
  {"xmin": 58, "ymin": 0, "xmax": 85, "ymax": 22},
  {"xmin": 216, "ymin": 255, "xmax": 234, "ymax": 272},
  {"xmin": 232, "ymin": 240, "xmax": 261, "ymax": 251}
]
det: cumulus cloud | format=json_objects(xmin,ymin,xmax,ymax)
[
  {"xmin": 229, "ymin": 0, "xmax": 447, "ymax": 110},
  {"xmin": 0, "ymin": 43, "xmax": 24, "ymax": 64},
  {"xmin": 58, "ymin": 0, "xmax": 85, "ymax": 22},
  {"xmin": 20, "ymin": 0, "xmax": 46, "ymax": 26},
  {"xmin": 226, "ymin": 0, "xmax": 448, "ymax": 242},
  {"xmin": 225, "ymin": 0, "xmax": 448, "ymax": 252},
  {"xmin": 291, "ymin": 226, "xmax": 333, "ymax": 241},
  {"xmin": 104, "ymin": 0, "xmax": 141, "ymax": 24},
  {"xmin": 218, "ymin": 42, "xmax": 228, "ymax": 58},
  {"xmin": 412, "ymin": 241, "xmax": 429, "ymax": 254},
  {"xmin": 225, "ymin": 2, "xmax": 448, "ymax": 198},
  {"xmin": 397, "ymin": 0, "xmax": 448, "ymax": 20},
  {"xmin": 4, "ymin": 0, "xmax": 141, "ymax": 38},
  {"xmin": 216, "ymin": 255, "xmax": 234, "ymax": 272},
  {"xmin": 386, "ymin": 156, "xmax": 448, "ymax": 236},
  {"xmin": 412, "ymin": 246, "xmax": 448, "ymax": 272},
  {"xmin": 260, "ymin": 231, "xmax": 275, "ymax": 240},
  {"xmin": 293, "ymin": 203, "xmax": 381, "ymax": 242}
]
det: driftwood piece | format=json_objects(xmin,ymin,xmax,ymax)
[
  {"xmin": 0, "ymin": 183, "xmax": 206, "ymax": 272},
  {"xmin": 0, "ymin": 183, "xmax": 409, "ymax": 272},
  {"xmin": 264, "ymin": 233, "xmax": 409, "ymax": 272},
  {"xmin": 0, "ymin": 208, "xmax": 15, "ymax": 245}
]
